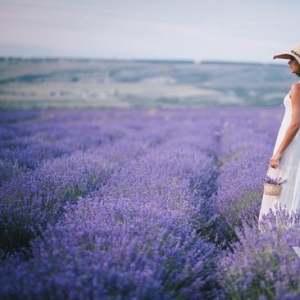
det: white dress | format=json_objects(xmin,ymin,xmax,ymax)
[{"xmin": 259, "ymin": 92, "xmax": 300, "ymax": 220}]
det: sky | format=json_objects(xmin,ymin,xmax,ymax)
[{"xmin": 0, "ymin": 0, "xmax": 299, "ymax": 63}]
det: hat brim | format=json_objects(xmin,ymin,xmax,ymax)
[{"xmin": 273, "ymin": 52, "xmax": 295, "ymax": 60}]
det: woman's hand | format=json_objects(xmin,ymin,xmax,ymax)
[{"xmin": 269, "ymin": 152, "xmax": 282, "ymax": 168}]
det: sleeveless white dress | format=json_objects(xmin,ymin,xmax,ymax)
[{"xmin": 259, "ymin": 92, "xmax": 300, "ymax": 220}]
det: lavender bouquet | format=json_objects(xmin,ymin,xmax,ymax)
[
  {"xmin": 264, "ymin": 175, "xmax": 287, "ymax": 186},
  {"xmin": 264, "ymin": 173, "xmax": 287, "ymax": 196}
]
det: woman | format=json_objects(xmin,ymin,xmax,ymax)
[{"xmin": 259, "ymin": 43, "xmax": 300, "ymax": 222}]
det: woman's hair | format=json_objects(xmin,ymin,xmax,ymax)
[{"xmin": 294, "ymin": 59, "xmax": 300, "ymax": 77}]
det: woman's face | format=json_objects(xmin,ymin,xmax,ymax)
[{"xmin": 288, "ymin": 57, "xmax": 300, "ymax": 74}]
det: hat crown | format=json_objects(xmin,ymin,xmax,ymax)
[{"xmin": 292, "ymin": 44, "xmax": 300, "ymax": 56}]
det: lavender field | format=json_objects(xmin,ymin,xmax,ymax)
[{"xmin": 1, "ymin": 107, "xmax": 300, "ymax": 299}]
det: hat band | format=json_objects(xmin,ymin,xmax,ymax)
[{"xmin": 291, "ymin": 50, "xmax": 300, "ymax": 58}]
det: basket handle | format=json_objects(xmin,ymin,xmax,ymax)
[{"xmin": 266, "ymin": 165, "xmax": 280, "ymax": 177}]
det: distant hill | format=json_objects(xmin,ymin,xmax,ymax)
[{"xmin": 0, "ymin": 58, "xmax": 295, "ymax": 109}]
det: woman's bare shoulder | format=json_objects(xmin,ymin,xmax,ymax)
[
  {"xmin": 291, "ymin": 81, "xmax": 300, "ymax": 91},
  {"xmin": 290, "ymin": 82, "xmax": 300, "ymax": 99}
]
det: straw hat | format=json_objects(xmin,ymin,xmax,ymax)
[{"xmin": 273, "ymin": 43, "xmax": 300, "ymax": 65}]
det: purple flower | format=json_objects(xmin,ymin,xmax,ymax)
[{"xmin": 264, "ymin": 175, "xmax": 287, "ymax": 186}]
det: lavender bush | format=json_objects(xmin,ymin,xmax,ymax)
[{"xmin": 219, "ymin": 209, "xmax": 300, "ymax": 300}]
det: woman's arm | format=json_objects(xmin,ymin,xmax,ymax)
[{"xmin": 270, "ymin": 83, "xmax": 300, "ymax": 168}]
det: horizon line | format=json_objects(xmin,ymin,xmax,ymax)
[{"xmin": 0, "ymin": 56, "xmax": 283, "ymax": 66}]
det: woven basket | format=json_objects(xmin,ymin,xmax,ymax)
[{"xmin": 264, "ymin": 183, "xmax": 282, "ymax": 196}]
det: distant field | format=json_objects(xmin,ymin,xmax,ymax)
[{"xmin": 0, "ymin": 58, "xmax": 295, "ymax": 109}]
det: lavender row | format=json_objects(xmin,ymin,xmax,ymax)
[
  {"xmin": 219, "ymin": 210, "xmax": 300, "ymax": 299},
  {"xmin": 208, "ymin": 108, "xmax": 281, "ymax": 247},
  {"xmin": 190, "ymin": 108, "xmax": 281, "ymax": 248}
]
